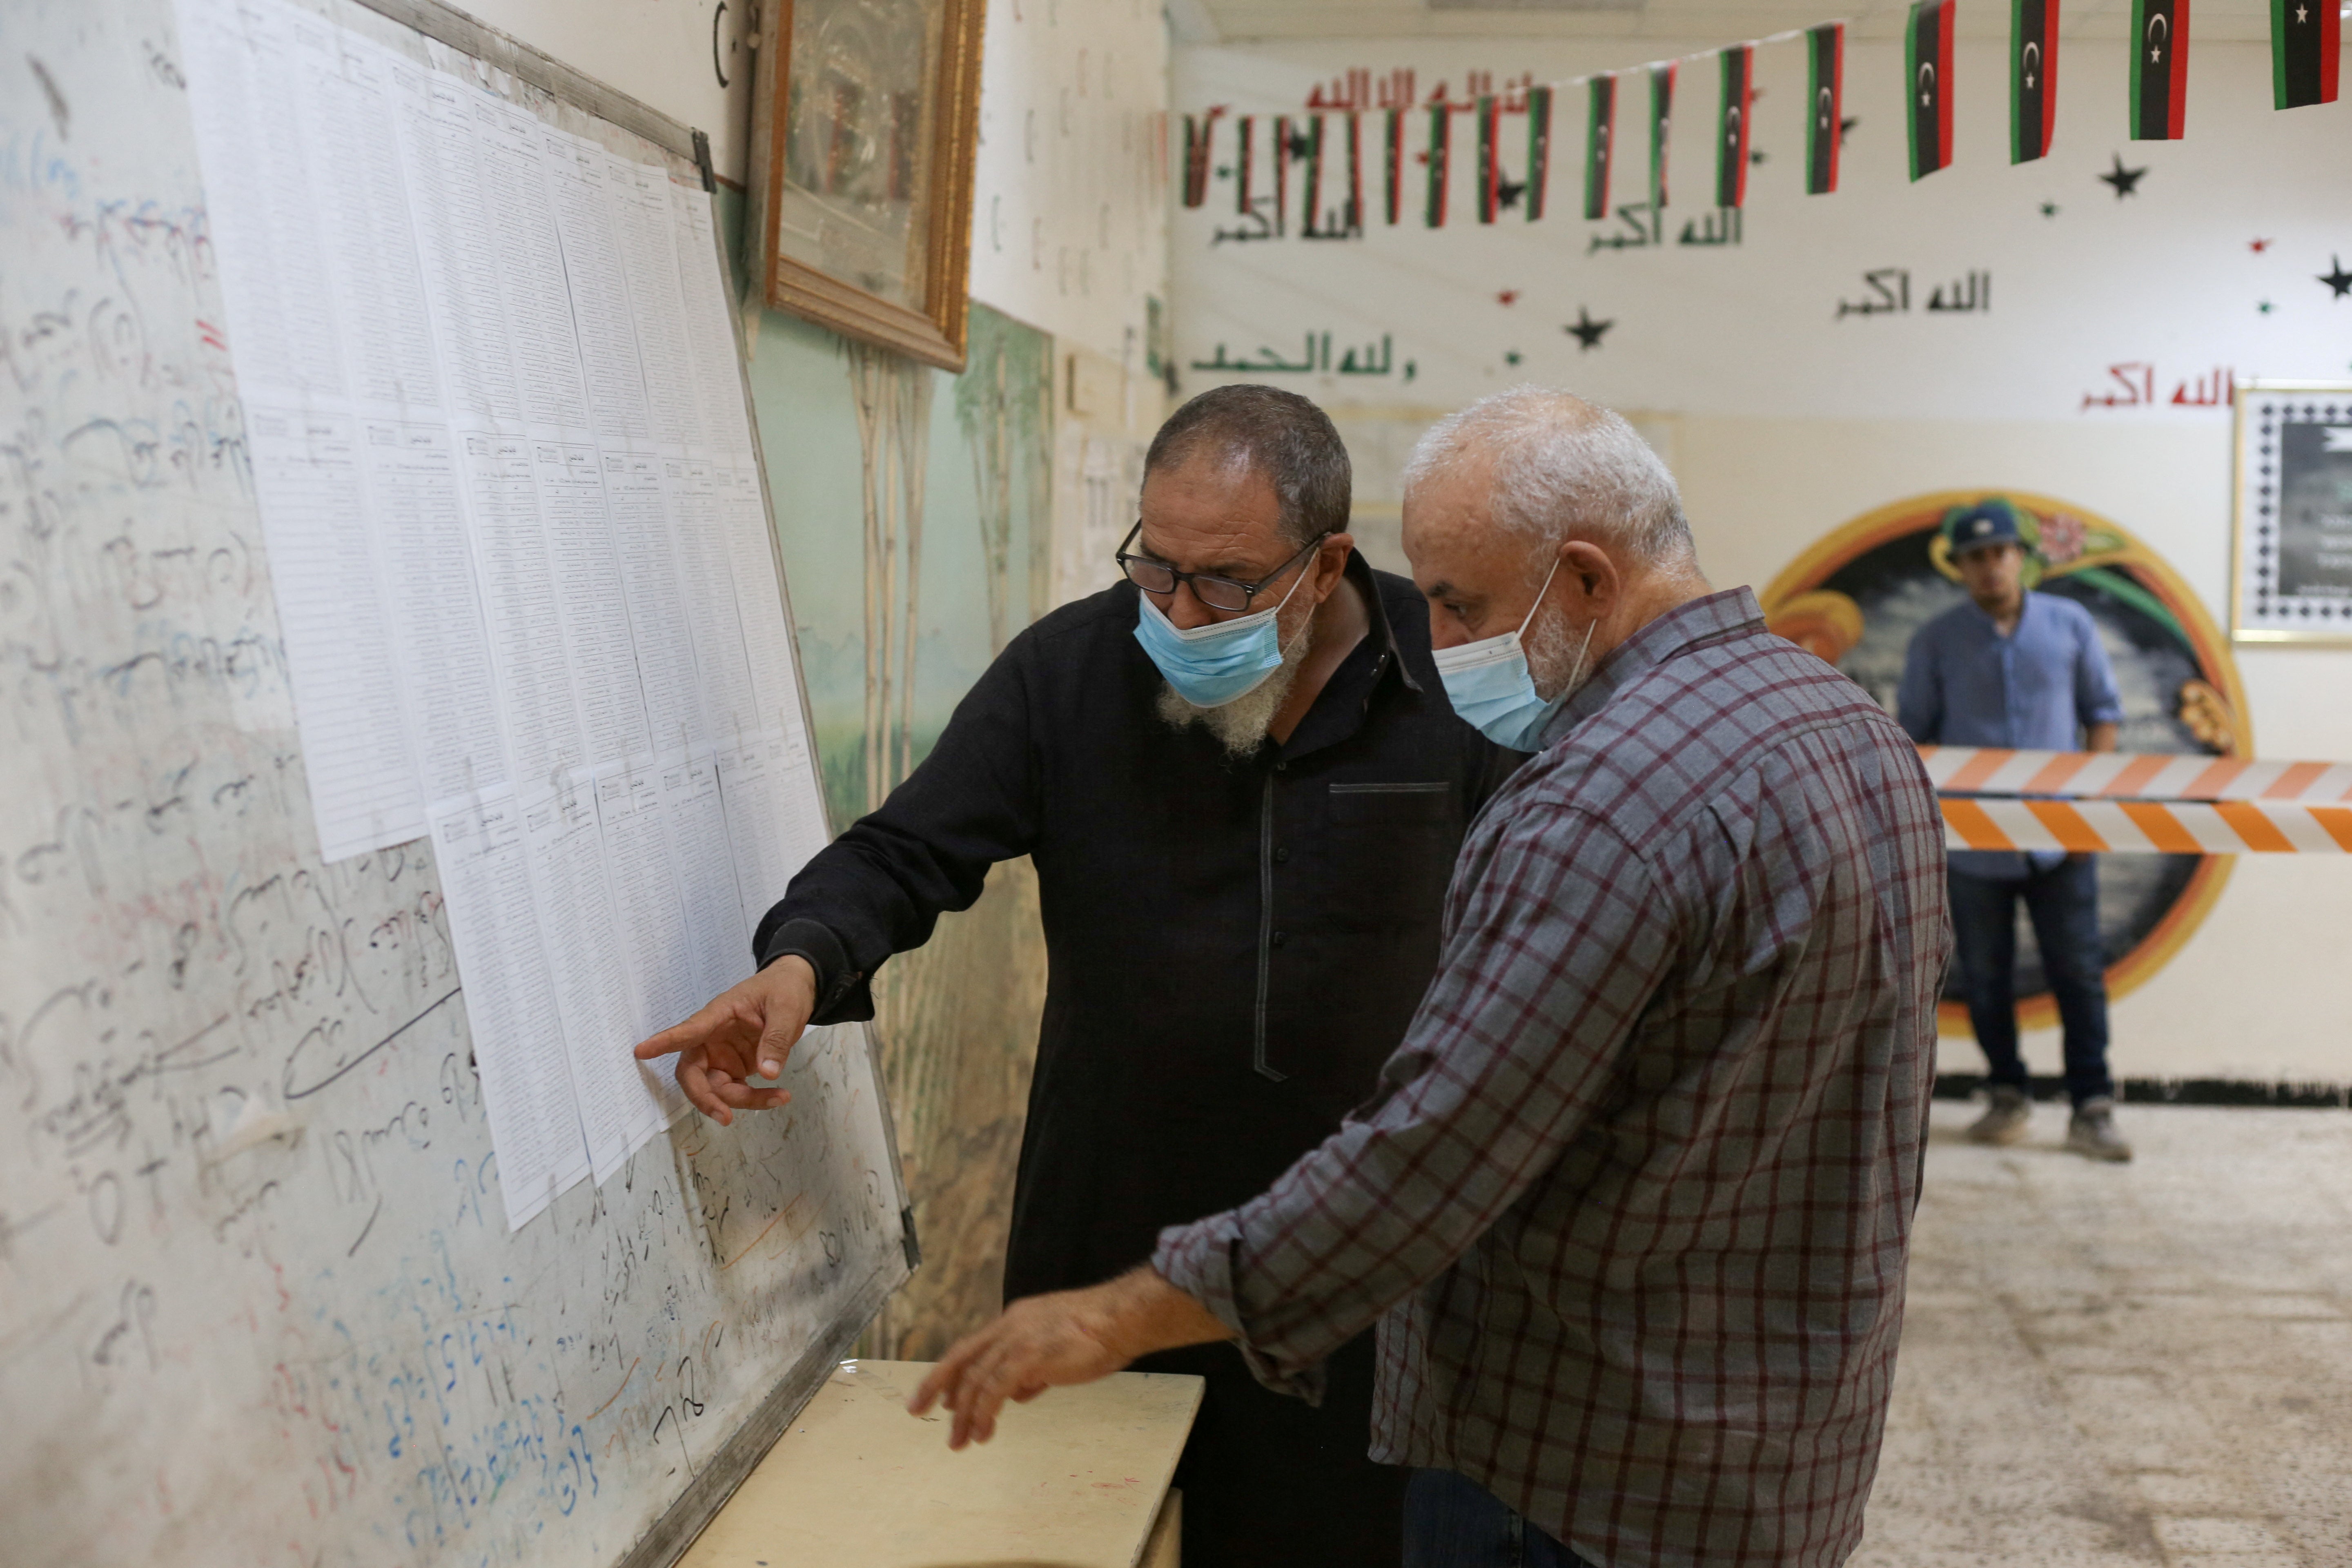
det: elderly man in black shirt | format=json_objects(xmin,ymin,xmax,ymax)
[{"xmin": 636, "ymin": 385, "xmax": 1517, "ymax": 1568}]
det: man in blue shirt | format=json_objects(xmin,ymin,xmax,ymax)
[{"xmin": 1899, "ymin": 499, "xmax": 2132, "ymax": 1160}]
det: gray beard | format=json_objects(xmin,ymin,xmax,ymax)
[
  {"xmin": 1155, "ymin": 632, "xmax": 1310, "ymax": 759},
  {"xmin": 1523, "ymin": 604, "xmax": 1598, "ymax": 707}
]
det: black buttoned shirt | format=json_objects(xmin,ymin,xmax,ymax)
[{"xmin": 756, "ymin": 552, "xmax": 1519, "ymax": 1301}]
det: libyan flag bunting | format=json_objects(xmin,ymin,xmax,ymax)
[
  {"xmin": 1907, "ymin": 0, "xmax": 1955, "ymax": 178},
  {"xmin": 1584, "ymin": 74, "xmax": 1616, "ymax": 220},
  {"xmin": 1807, "ymin": 23, "xmax": 1843, "ymax": 194},
  {"xmin": 1717, "ymin": 45, "xmax": 1753, "ymax": 208},
  {"xmin": 1477, "ymin": 96, "xmax": 1502, "ymax": 223},
  {"xmin": 2011, "ymin": 0, "xmax": 2058, "ymax": 161},
  {"xmin": 1384, "ymin": 108, "xmax": 1405, "ymax": 225},
  {"xmin": 1649, "ymin": 62, "xmax": 1676, "ymax": 209},
  {"xmin": 1426, "ymin": 103, "xmax": 1451, "ymax": 227},
  {"xmin": 2131, "ymin": 0, "xmax": 2189, "ymax": 138},
  {"xmin": 1526, "ymin": 85, "xmax": 1552, "ymax": 220},
  {"xmin": 2272, "ymin": 0, "xmax": 2339, "ymax": 107}
]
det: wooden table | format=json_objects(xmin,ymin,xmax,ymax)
[{"xmin": 677, "ymin": 1359, "xmax": 1203, "ymax": 1568}]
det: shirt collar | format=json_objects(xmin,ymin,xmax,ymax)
[
  {"xmin": 1533, "ymin": 586, "xmax": 1765, "ymax": 749},
  {"xmin": 1348, "ymin": 548, "xmax": 1419, "ymax": 693},
  {"xmin": 1273, "ymin": 550, "xmax": 1419, "ymax": 763},
  {"xmin": 1961, "ymin": 588, "xmax": 2032, "ymax": 635}
]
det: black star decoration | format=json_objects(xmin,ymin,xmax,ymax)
[
  {"xmin": 1839, "ymin": 115, "xmax": 1860, "ymax": 146},
  {"xmin": 2040, "ymin": 200, "xmax": 2060, "ymax": 217},
  {"xmin": 1504, "ymin": 349, "xmax": 1524, "ymax": 366},
  {"xmin": 2099, "ymin": 154, "xmax": 2147, "ymax": 198},
  {"xmin": 1564, "ymin": 307, "xmax": 1614, "ymax": 351},
  {"xmin": 2321, "ymin": 255, "xmax": 2352, "ymax": 300},
  {"xmin": 1497, "ymin": 176, "xmax": 1527, "ymax": 211},
  {"xmin": 2259, "ymin": 300, "xmax": 2275, "ymax": 314}
]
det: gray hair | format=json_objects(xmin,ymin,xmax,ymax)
[
  {"xmin": 1145, "ymin": 383, "xmax": 1351, "ymax": 547},
  {"xmin": 1400, "ymin": 386, "xmax": 1694, "ymax": 566}
]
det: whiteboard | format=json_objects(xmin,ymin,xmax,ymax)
[{"xmin": 0, "ymin": 2, "xmax": 911, "ymax": 1565}]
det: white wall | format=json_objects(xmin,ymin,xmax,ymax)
[
  {"xmin": 459, "ymin": 0, "xmax": 752, "ymax": 176},
  {"xmin": 1173, "ymin": 34, "xmax": 2352, "ymax": 1085},
  {"xmin": 968, "ymin": 0, "xmax": 1171, "ymax": 364}
]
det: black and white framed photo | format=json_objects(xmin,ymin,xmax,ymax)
[{"xmin": 2233, "ymin": 381, "xmax": 2352, "ymax": 645}]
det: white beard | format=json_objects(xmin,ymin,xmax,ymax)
[{"xmin": 1155, "ymin": 631, "xmax": 1310, "ymax": 759}]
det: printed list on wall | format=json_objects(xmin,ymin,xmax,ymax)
[{"xmin": 178, "ymin": 0, "xmax": 829, "ymax": 1227}]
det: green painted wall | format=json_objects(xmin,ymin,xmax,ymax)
[{"xmin": 720, "ymin": 194, "xmax": 1057, "ymax": 1356}]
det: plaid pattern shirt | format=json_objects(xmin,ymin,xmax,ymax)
[{"xmin": 1154, "ymin": 588, "xmax": 1949, "ymax": 1567}]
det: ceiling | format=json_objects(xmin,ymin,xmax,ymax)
[{"xmin": 1172, "ymin": 0, "xmax": 2291, "ymax": 47}]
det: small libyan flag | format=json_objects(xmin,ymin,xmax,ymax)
[
  {"xmin": 1648, "ymin": 61, "xmax": 1675, "ymax": 211},
  {"xmin": 1303, "ymin": 115, "xmax": 1325, "ymax": 235},
  {"xmin": 2131, "ymin": 0, "xmax": 2189, "ymax": 138},
  {"xmin": 2273, "ymin": 0, "xmax": 2341, "ymax": 107},
  {"xmin": 1526, "ymin": 85, "xmax": 1552, "ymax": 220},
  {"xmin": 1426, "ymin": 103, "xmax": 1451, "ymax": 227},
  {"xmin": 1717, "ymin": 45, "xmax": 1752, "ymax": 209},
  {"xmin": 1384, "ymin": 108, "xmax": 1405, "ymax": 224},
  {"xmin": 1907, "ymin": 0, "xmax": 1956, "ymax": 179},
  {"xmin": 1477, "ymin": 95, "xmax": 1501, "ymax": 223},
  {"xmin": 1236, "ymin": 116, "xmax": 1255, "ymax": 214},
  {"xmin": 2012, "ymin": 0, "xmax": 2058, "ymax": 162},
  {"xmin": 1584, "ymin": 73, "xmax": 1616, "ymax": 220},
  {"xmin": 1273, "ymin": 114, "xmax": 1292, "ymax": 234},
  {"xmin": 1347, "ymin": 113, "xmax": 1365, "ymax": 231},
  {"xmin": 1181, "ymin": 114, "xmax": 1210, "ymax": 207},
  {"xmin": 1807, "ymin": 23, "xmax": 1844, "ymax": 194}
]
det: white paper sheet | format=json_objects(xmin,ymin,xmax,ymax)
[
  {"xmin": 242, "ymin": 406, "xmax": 425, "ymax": 859},
  {"xmin": 428, "ymin": 791, "xmax": 591, "ymax": 1230},
  {"xmin": 182, "ymin": 0, "xmax": 835, "ymax": 1227}
]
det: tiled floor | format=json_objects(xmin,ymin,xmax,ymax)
[{"xmin": 1853, "ymin": 1101, "xmax": 2352, "ymax": 1568}]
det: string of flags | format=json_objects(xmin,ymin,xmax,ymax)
[{"xmin": 1176, "ymin": 0, "xmax": 2342, "ymax": 234}]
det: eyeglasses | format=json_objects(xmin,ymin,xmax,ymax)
[{"xmin": 1115, "ymin": 521, "xmax": 1330, "ymax": 615}]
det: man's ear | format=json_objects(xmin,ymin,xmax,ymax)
[
  {"xmin": 1559, "ymin": 539, "xmax": 1617, "ymax": 606},
  {"xmin": 1315, "ymin": 532, "xmax": 1354, "ymax": 591}
]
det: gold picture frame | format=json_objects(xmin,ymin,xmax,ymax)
[
  {"xmin": 2230, "ymin": 379, "xmax": 2352, "ymax": 646},
  {"xmin": 745, "ymin": 0, "xmax": 985, "ymax": 371}
]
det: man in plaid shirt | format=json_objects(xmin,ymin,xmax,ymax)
[{"xmin": 914, "ymin": 389, "xmax": 1949, "ymax": 1568}]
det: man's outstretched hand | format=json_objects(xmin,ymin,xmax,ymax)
[
  {"xmin": 632, "ymin": 955, "xmax": 817, "ymax": 1125},
  {"xmin": 907, "ymin": 1267, "xmax": 1235, "ymax": 1450}
]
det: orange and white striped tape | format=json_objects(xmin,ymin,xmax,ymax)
[
  {"xmin": 1922, "ymin": 746, "xmax": 2352, "ymax": 855},
  {"xmin": 1918, "ymin": 746, "xmax": 2352, "ymax": 805},
  {"xmin": 1939, "ymin": 795, "xmax": 2352, "ymax": 854}
]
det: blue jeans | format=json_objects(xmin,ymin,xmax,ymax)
[
  {"xmin": 1947, "ymin": 858, "xmax": 2114, "ymax": 1108},
  {"xmin": 1402, "ymin": 1468, "xmax": 1596, "ymax": 1568}
]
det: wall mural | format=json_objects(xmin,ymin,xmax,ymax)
[
  {"xmin": 752, "ymin": 302, "xmax": 1055, "ymax": 1358},
  {"xmin": 1761, "ymin": 490, "xmax": 2250, "ymax": 1033}
]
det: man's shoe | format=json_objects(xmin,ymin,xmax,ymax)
[
  {"xmin": 1967, "ymin": 1085, "xmax": 2033, "ymax": 1145},
  {"xmin": 2066, "ymin": 1098, "xmax": 2133, "ymax": 1162}
]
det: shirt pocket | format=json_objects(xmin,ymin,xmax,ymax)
[{"xmin": 1327, "ymin": 779, "xmax": 1455, "ymax": 824}]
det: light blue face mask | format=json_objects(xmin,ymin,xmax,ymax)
[
  {"xmin": 1133, "ymin": 558, "xmax": 1314, "ymax": 709},
  {"xmin": 1431, "ymin": 558, "xmax": 1596, "ymax": 751}
]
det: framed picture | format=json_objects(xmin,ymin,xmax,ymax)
[
  {"xmin": 2232, "ymin": 380, "xmax": 2352, "ymax": 645},
  {"xmin": 745, "ymin": 0, "xmax": 986, "ymax": 371}
]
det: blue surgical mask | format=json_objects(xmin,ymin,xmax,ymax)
[
  {"xmin": 1134, "ymin": 563, "xmax": 1314, "ymax": 708},
  {"xmin": 1431, "ymin": 558, "xmax": 1596, "ymax": 750}
]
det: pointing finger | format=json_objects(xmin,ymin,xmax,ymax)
[{"xmin": 634, "ymin": 1002, "xmax": 722, "ymax": 1061}]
